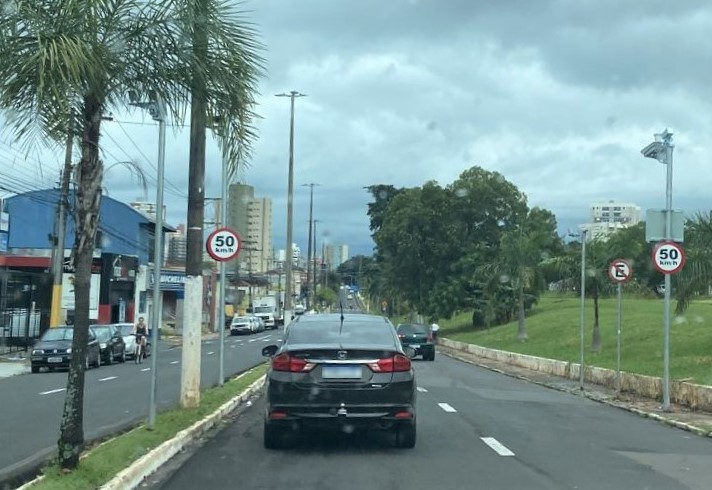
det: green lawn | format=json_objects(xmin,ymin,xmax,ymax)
[
  {"xmin": 439, "ymin": 294, "xmax": 712, "ymax": 386},
  {"xmin": 33, "ymin": 364, "xmax": 266, "ymax": 490}
]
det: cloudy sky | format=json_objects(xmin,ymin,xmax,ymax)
[{"xmin": 3, "ymin": 0, "xmax": 711, "ymax": 257}]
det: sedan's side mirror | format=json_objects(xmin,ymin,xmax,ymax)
[
  {"xmin": 262, "ymin": 345, "xmax": 279, "ymax": 357},
  {"xmin": 404, "ymin": 347, "xmax": 416, "ymax": 359}
]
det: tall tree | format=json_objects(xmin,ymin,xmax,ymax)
[{"xmin": 0, "ymin": 0, "xmax": 261, "ymax": 468}]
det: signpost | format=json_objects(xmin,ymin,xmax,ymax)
[
  {"xmin": 206, "ymin": 227, "xmax": 242, "ymax": 262},
  {"xmin": 608, "ymin": 259, "xmax": 633, "ymax": 395},
  {"xmin": 205, "ymin": 227, "xmax": 241, "ymax": 388}
]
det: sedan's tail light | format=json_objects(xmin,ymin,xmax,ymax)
[
  {"xmin": 368, "ymin": 354, "xmax": 411, "ymax": 373},
  {"xmin": 272, "ymin": 353, "xmax": 315, "ymax": 372}
]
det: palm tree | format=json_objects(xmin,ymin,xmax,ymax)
[
  {"xmin": 674, "ymin": 213, "xmax": 712, "ymax": 313},
  {"xmin": 480, "ymin": 228, "xmax": 544, "ymax": 341},
  {"xmin": 0, "ymin": 0, "xmax": 261, "ymax": 469}
]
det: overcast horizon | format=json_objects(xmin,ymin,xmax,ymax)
[{"xmin": 2, "ymin": 0, "xmax": 711, "ymax": 258}]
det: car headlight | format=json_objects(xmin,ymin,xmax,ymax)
[
  {"xmin": 66, "ymin": 348, "xmax": 72, "ymax": 354},
  {"xmin": 100, "ymin": 343, "xmax": 107, "ymax": 349},
  {"xmin": 32, "ymin": 349, "xmax": 41, "ymax": 355}
]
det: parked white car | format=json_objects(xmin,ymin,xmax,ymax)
[{"xmin": 113, "ymin": 322, "xmax": 151, "ymax": 359}]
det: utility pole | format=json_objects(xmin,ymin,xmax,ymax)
[
  {"xmin": 302, "ymin": 183, "xmax": 319, "ymax": 310},
  {"xmin": 579, "ymin": 229, "xmax": 587, "ymax": 391},
  {"xmin": 218, "ymin": 142, "xmax": 228, "ymax": 386},
  {"xmin": 275, "ymin": 91, "xmax": 306, "ymax": 325},
  {"xmin": 50, "ymin": 127, "xmax": 74, "ymax": 327},
  {"xmin": 182, "ymin": 0, "xmax": 209, "ymax": 409},
  {"xmin": 312, "ymin": 219, "xmax": 319, "ymax": 298}
]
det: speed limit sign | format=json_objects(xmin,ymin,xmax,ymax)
[
  {"xmin": 651, "ymin": 241, "xmax": 685, "ymax": 275},
  {"xmin": 206, "ymin": 227, "xmax": 242, "ymax": 262}
]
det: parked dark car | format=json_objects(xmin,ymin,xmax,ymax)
[
  {"xmin": 261, "ymin": 313, "xmax": 417, "ymax": 449},
  {"xmin": 91, "ymin": 325, "xmax": 127, "ymax": 364},
  {"xmin": 396, "ymin": 324, "xmax": 435, "ymax": 361},
  {"xmin": 30, "ymin": 326, "xmax": 101, "ymax": 373}
]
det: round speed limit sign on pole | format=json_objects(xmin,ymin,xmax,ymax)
[
  {"xmin": 651, "ymin": 241, "xmax": 685, "ymax": 275},
  {"xmin": 206, "ymin": 227, "xmax": 242, "ymax": 262}
]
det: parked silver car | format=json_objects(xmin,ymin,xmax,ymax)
[
  {"xmin": 113, "ymin": 323, "xmax": 152, "ymax": 359},
  {"xmin": 230, "ymin": 315, "xmax": 261, "ymax": 335}
]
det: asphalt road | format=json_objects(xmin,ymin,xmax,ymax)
[
  {"xmin": 0, "ymin": 328, "xmax": 275, "ymax": 483},
  {"xmin": 153, "ymin": 353, "xmax": 712, "ymax": 490}
]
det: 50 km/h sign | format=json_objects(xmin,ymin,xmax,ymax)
[
  {"xmin": 206, "ymin": 227, "xmax": 242, "ymax": 262},
  {"xmin": 651, "ymin": 241, "xmax": 685, "ymax": 275},
  {"xmin": 608, "ymin": 259, "xmax": 633, "ymax": 283}
]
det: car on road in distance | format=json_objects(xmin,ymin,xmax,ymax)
[
  {"xmin": 231, "ymin": 315, "xmax": 260, "ymax": 335},
  {"xmin": 261, "ymin": 313, "xmax": 417, "ymax": 449},
  {"xmin": 91, "ymin": 324, "xmax": 127, "ymax": 364},
  {"xmin": 294, "ymin": 304, "xmax": 306, "ymax": 315},
  {"xmin": 113, "ymin": 323, "xmax": 152, "ymax": 360},
  {"xmin": 30, "ymin": 326, "xmax": 101, "ymax": 373},
  {"xmin": 396, "ymin": 324, "xmax": 435, "ymax": 361}
]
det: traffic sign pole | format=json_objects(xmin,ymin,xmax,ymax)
[{"xmin": 616, "ymin": 282, "xmax": 622, "ymax": 395}]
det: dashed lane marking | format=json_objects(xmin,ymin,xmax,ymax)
[
  {"xmin": 438, "ymin": 402, "xmax": 457, "ymax": 413},
  {"xmin": 481, "ymin": 437, "xmax": 515, "ymax": 456},
  {"xmin": 416, "ymin": 387, "xmax": 428, "ymax": 393},
  {"xmin": 141, "ymin": 368, "xmax": 150, "ymax": 372},
  {"xmin": 207, "ymin": 351, "xmax": 215, "ymax": 355},
  {"xmin": 170, "ymin": 360, "xmax": 179, "ymax": 365},
  {"xmin": 99, "ymin": 376, "xmax": 117, "ymax": 382},
  {"xmin": 39, "ymin": 388, "xmax": 65, "ymax": 395}
]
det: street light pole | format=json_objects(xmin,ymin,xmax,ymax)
[
  {"xmin": 579, "ymin": 229, "xmax": 587, "ymax": 391},
  {"xmin": 276, "ymin": 91, "xmax": 306, "ymax": 325},
  {"xmin": 129, "ymin": 92, "xmax": 166, "ymax": 428},
  {"xmin": 217, "ymin": 144, "xmax": 227, "ymax": 386},
  {"xmin": 312, "ymin": 219, "xmax": 320, "ymax": 301},
  {"xmin": 641, "ymin": 129, "xmax": 674, "ymax": 411},
  {"xmin": 302, "ymin": 183, "xmax": 319, "ymax": 310}
]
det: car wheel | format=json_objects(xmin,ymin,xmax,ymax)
[
  {"xmin": 31, "ymin": 366, "xmax": 40, "ymax": 374},
  {"xmin": 396, "ymin": 421, "xmax": 416, "ymax": 448},
  {"xmin": 263, "ymin": 421, "xmax": 284, "ymax": 449},
  {"xmin": 106, "ymin": 351, "xmax": 113, "ymax": 365},
  {"xmin": 85, "ymin": 356, "xmax": 91, "ymax": 370},
  {"xmin": 428, "ymin": 351, "xmax": 435, "ymax": 361},
  {"xmin": 94, "ymin": 352, "xmax": 101, "ymax": 368},
  {"xmin": 120, "ymin": 348, "xmax": 126, "ymax": 363}
]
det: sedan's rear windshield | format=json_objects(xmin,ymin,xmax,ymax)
[
  {"xmin": 42, "ymin": 328, "xmax": 73, "ymax": 341},
  {"xmin": 288, "ymin": 322, "xmax": 394, "ymax": 345},
  {"xmin": 233, "ymin": 317, "xmax": 251, "ymax": 322},
  {"xmin": 92, "ymin": 327, "xmax": 112, "ymax": 341},
  {"xmin": 117, "ymin": 325, "xmax": 134, "ymax": 336},
  {"xmin": 397, "ymin": 324, "xmax": 428, "ymax": 335}
]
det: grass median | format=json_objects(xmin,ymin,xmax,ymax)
[
  {"xmin": 439, "ymin": 293, "xmax": 712, "ymax": 386},
  {"xmin": 32, "ymin": 363, "xmax": 266, "ymax": 490}
]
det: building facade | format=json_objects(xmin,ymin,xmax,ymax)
[
  {"xmin": 580, "ymin": 200, "xmax": 642, "ymax": 240},
  {"xmin": 324, "ymin": 244, "xmax": 349, "ymax": 270},
  {"xmin": 227, "ymin": 184, "xmax": 272, "ymax": 273}
]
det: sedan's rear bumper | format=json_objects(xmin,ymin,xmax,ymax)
[{"xmin": 31, "ymin": 355, "xmax": 71, "ymax": 368}]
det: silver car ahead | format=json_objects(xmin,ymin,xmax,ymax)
[
  {"xmin": 113, "ymin": 323, "xmax": 152, "ymax": 359},
  {"xmin": 231, "ymin": 316, "xmax": 260, "ymax": 335}
]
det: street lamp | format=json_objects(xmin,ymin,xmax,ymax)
[
  {"xmin": 276, "ymin": 91, "xmax": 306, "ymax": 325},
  {"xmin": 641, "ymin": 129, "xmax": 674, "ymax": 411},
  {"xmin": 129, "ymin": 90, "xmax": 166, "ymax": 428},
  {"xmin": 302, "ymin": 183, "xmax": 319, "ymax": 310},
  {"xmin": 568, "ymin": 228, "xmax": 587, "ymax": 390}
]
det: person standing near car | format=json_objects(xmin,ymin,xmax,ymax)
[
  {"xmin": 132, "ymin": 316, "xmax": 148, "ymax": 360},
  {"xmin": 430, "ymin": 322, "xmax": 440, "ymax": 343}
]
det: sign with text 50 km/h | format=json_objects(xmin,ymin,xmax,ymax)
[
  {"xmin": 206, "ymin": 227, "xmax": 242, "ymax": 262},
  {"xmin": 651, "ymin": 241, "xmax": 685, "ymax": 275}
]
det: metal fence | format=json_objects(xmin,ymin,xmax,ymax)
[{"xmin": 0, "ymin": 308, "xmax": 41, "ymax": 354}]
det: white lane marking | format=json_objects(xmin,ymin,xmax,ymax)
[
  {"xmin": 141, "ymin": 368, "xmax": 150, "ymax": 372},
  {"xmin": 231, "ymin": 345, "xmax": 237, "ymax": 349},
  {"xmin": 257, "ymin": 335, "xmax": 271, "ymax": 341},
  {"xmin": 39, "ymin": 388, "xmax": 66, "ymax": 395},
  {"xmin": 170, "ymin": 360, "xmax": 179, "ymax": 365},
  {"xmin": 204, "ymin": 341, "xmax": 213, "ymax": 344},
  {"xmin": 416, "ymin": 387, "xmax": 428, "ymax": 393},
  {"xmin": 481, "ymin": 437, "xmax": 515, "ymax": 456},
  {"xmin": 262, "ymin": 339, "xmax": 272, "ymax": 342},
  {"xmin": 248, "ymin": 339, "xmax": 258, "ymax": 343},
  {"xmin": 207, "ymin": 351, "xmax": 215, "ymax": 355},
  {"xmin": 99, "ymin": 376, "xmax": 117, "ymax": 382},
  {"xmin": 438, "ymin": 402, "xmax": 457, "ymax": 413}
]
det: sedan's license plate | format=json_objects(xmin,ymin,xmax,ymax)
[
  {"xmin": 47, "ymin": 356, "xmax": 63, "ymax": 363},
  {"xmin": 322, "ymin": 365, "xmax": 361, "ymax": 379}
]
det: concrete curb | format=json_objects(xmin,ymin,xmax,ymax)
[
  {"xmin": 100, "ymin": 374, "xmax": 265, "ymax": 490},
  {"xmin": 440, "ymin": 346, "xmax": 712, "ymax": 439}
]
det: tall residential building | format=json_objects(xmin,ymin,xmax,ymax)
[
  {"xmin": 580, "ymin": 200, "xmax": 641, "ymax": 240},
  {"xmin": 324, "ymin": 244, "xmax": 349, "ymax": 270},
  {"xmin": 166, "ymin": 224, "xmax": 187, "ymax": 265},
  {"xmin": 227, "ymin": 183, "xmax": 272, "ymax": 273}
]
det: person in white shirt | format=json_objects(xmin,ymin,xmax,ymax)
[{"xmin": 430, "ymin": 322, "xmax": 440, "ymax": 343}]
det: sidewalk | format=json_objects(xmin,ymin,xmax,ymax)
[
  {"xmin": 439, "ymin": 343, "xmax": 712, "ymax": 437},
  {"xmin": 0, "ymin": 353, "xmax": 30, "ymax": 378}
]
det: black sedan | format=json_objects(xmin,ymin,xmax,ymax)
[
  {"xmin": 261, "ymin": 313, "xmax": 417, "ymax": 449},
  {"xmin": 91, "ymin": 325, "xmax": 127, "ymax": 364},
  {"xmin": 30, "ymin": 326, "xmax": 101, "ymax": 373},
  {"xmin": 396, "ymin": 324, "xmax": 435, "ymax": 361}
]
